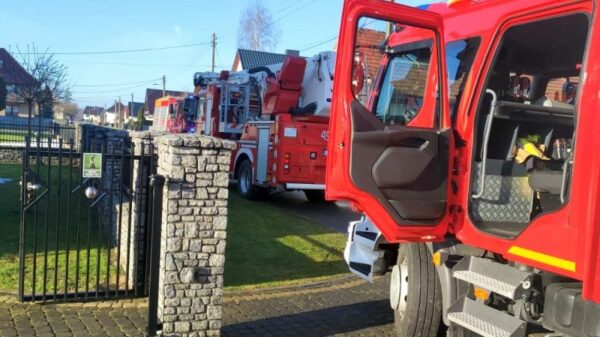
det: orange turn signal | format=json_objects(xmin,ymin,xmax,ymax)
[{"xmin": 473, "ymin": 287, "xmax": 490, "ymax": 301}]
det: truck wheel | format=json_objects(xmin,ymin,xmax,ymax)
[
  {"xmin": 237, "ymin": 160, "xmax": 266, "ymax": 199},
  {"xmin": 304, "ymin": 190, "xmax": 328, "ymax": 203},
  {"xmin": 391, "ymin": 243, "xmax": 443, "ymax": 337}
]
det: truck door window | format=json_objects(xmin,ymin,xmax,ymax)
[
  {"xmin": 374, "ymin": 44, "xmax": 431, "ymax": 125},
  {"xmin": 352, "ymin": 17, "xmax": 441, "ymax": 128}
]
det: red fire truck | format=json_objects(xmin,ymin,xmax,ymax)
[
  {"xmin": 152, "ymin": 96, "xmax": 198, "ymax": 134},
  {"xmin": 194, "ymin": 52, "xmax": 335, "ymax": 201},
  {"xmin": 328, "ymin": 0, "xmax": 600, "ymax": 336}
]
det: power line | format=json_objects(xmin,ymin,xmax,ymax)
[
  {"xmin": 16, "ymin": 41, "xmax": 212, "ymax": 55},
  {"xmin": 65, "ymin": 60, "xmax": 220, "ymax": 68},
  {"xmin": 73, "ymin": 81, "xmax": 158, "ymax": 94},
  {"xmin": 273, "ymin": 0, "xmax": 319, "ymax": 23},
  {"xmin": 73, "ymin": 78, "xmax": 162, "ymax": 87},
  {"xmin": 300, "ymin": 36, "xmax": 337, "ymax": 52}
]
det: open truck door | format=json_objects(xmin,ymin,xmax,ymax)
[{"xmin": 327, "ymin": 0, "xmax": 453, "ymax": 243}]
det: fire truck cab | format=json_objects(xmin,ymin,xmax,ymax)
[
  {"xmin": 328, "ymin": 0, "xmax": 600, "ymax": 336},
  {"xmin": 152, "ymin": 95, "xmax": 197, "ymax": 134}
]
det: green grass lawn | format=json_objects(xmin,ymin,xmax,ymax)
[
  {"xmin": 225, "ymin": 193, "xmax": 347, "ymax": 290},
  {"xmin": 0, "ymin": 163, "xmax": 348, "ymax": 293}
]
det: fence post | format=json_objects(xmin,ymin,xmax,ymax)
[
  {"xmin": 147, "ymin": 174, "xmax": 165, "ymax": 337},
  {"xmin": 155, "ymin": 134, "xmax": 234, "ymax": 336}
]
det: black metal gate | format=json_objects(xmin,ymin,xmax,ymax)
[{"xmin": 18, "ymin": 135, "xmax": 157, "ymax": 302}]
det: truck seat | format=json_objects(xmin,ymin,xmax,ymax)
[{"xmin": 528, "ymin": 170, "xmax": 562, "ymax": 194}]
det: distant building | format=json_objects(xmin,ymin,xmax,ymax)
[
  {"xmin": 144, "ymin": 88, "xmax": 192, "ymax": 118},
  {"xmin": 0, "ymin": 48, "xmax": 40, "ymax": 117},
  {"xmin": 231, "ymin": 49, "xmax": 300, "ymax": 71},
  {"xmin": 83, "ymin": 106, "xmax": 105, "ymax": 124},
  {"xmin": 105, "ymin": 102, "xmax": 128, "ymax": 127}
]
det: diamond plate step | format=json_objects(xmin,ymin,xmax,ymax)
[
  {"xmin": 448, "ymin": 297, "xmax": 527, "ymax": 337},
  {"xmin": 453, "ymin": 256, "xmax": 531, "ymax": 299}
]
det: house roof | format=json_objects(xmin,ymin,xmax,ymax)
[
  {"xmin": 106, "ymin": 102, "xmax": 128, "ymax": 114},
  {"xmin": 83, "ymin": 106, "xmax": 104, "ymax": 116},
  {"xmin": 0, "ymin": 48, "xmax": 38, "ymax": 86},
  {"xmin": 232, "ymin": 49, "xmax": 289, "ymax": 71},
  {"xmin": 144, "ymin": 88, "xmax": 192, "ymax": 115},
  {"xmin": 356, "ymin": 28, "xmax": 387, "ymax": 81}
]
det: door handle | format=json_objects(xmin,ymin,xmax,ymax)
[{"xmin": 27, "ymin": 183, "xmax": 42, "ymax": 192}]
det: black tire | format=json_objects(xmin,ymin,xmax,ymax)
[
  {"xmin": 236, "ymin": 160, "xmax": 267, "ymax": 200},
  {"xmin": 303, "ymin": 190, "xmax": 329, "ymax": 203},
  {"xmin": 391, "ymin": 243, "xmax": 443, "ymax": 337}
]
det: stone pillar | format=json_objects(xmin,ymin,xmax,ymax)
[{"xmin": 156, "ymin": 134, "xmax": 234, "ymax": 337}]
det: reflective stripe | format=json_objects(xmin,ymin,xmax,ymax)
[{"xmin": 508, "ymin": 246, "xmax": 576, "ymax": 272}]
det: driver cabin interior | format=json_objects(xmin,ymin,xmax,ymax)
[{"xmin": 469, "ymin": 13, "xmax": 588, "ymax": 238}]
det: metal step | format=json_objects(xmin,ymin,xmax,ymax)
[
  {"xmin": 448, "ymin": 297, "xmax": 527, "ymax": 337},
  {"xmin": 453, "ymin": 256, "xmax": 531, "ymax": 299}
]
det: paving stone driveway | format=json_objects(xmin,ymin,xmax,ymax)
[
  {"xmin": 0, "ymin": 275, "xmax": 394, "ymax": 337},
  {"xmin": 222, "ymin": 275, "xmax": 394, "ymax": 337}
]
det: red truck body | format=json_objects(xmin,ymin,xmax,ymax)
[{"xmin": 328, "ymin": 0, "xmax": 600, "ymax": 336}]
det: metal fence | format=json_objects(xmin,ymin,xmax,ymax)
[{"xmin": 0, "ymin": 120, "xmax": 76, "ymax": 149}]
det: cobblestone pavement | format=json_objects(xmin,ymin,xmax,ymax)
[
  {"xmin": 0, "ymin": 295, "xmax": 148, "ymax": 337},
  {"xmin": 222, "ymin": 275, "xmax": 394, "ymax": 337},
  {"xmin": 0, "ymin": 275, "xmax": 393, "ymax": 337}
]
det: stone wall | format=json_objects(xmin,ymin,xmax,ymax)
[
  {"xmin": 79, "ymin": 124, "xmax": 131, "ymax": 246},
  {"xmin": 118, "ymin": 130, "xmax": 167, "ymax": 292},
  {"xmin": 0, "ymin": 148, "xmax": 22, "ymax": 164},
  {"xmin": 156, "ymin": 134, "xmax": 234, "ymax": 337}
]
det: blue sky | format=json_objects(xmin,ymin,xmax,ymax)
[{"xmin": 1, "ymin": 0, "xmax": 433, "ymax": 108}]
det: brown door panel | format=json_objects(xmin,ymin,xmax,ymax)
[{"xmin": 349, "ymin": 99, "xmax": 448, "ymax": 223}]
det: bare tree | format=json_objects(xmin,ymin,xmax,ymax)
[
  {"xmin": 14, "ymin": 44, "xmax": 72, "ymax": 121},
  {"xmin": 237, "ymin": 0, "xmax": 281, "ymax": 51}
]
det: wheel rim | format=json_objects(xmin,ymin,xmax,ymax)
[
  {"xmin": 390, "ymin": 257, "xmax": 409, "ymax": 319},
  {"xmin": 240, "ymin": 166, "xmax": 251, "ymax": 193}
]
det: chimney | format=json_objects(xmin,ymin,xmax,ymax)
[{"xmin": 285, "ymin": 49, "xmax": 300, "ymax": 56}]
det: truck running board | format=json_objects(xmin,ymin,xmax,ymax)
[
  {"xmin": 448, "ymin": 297, "xmax": 527, "ymax": 337},
  {"xmin": 453, "ymin": 256, "xmax": 532, "ymax": 299}
]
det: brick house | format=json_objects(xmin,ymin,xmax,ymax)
[{"xmin": 0, "ymin": 48, "xmax": 39, "ymax": 117}]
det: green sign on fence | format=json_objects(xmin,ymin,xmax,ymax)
[{"xmin": 82, "ymin": 153, "xmax": 102, "ymax": 178}]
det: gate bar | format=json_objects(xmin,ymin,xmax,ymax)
[{"xmin": 146, "ymin": 174, "xmax": 164, "ymax": 337}]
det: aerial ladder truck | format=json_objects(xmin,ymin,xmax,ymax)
[{"xmin": 193, "ymin": 51, "xmax": 336, "ymax": 201}]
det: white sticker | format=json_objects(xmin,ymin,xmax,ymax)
[
  {"xmin": 283, "ymin": 127, "xmax": 297, "ymax": 137},
  {"xmin": 82, "ymin": 153, "xmax": 102, "ymax": 178}
]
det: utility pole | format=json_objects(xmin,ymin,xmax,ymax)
[
  {"xmin": 162, "ymin": 75, "xmax": 166, "ymax": 97},
  {"xmin": 386, "ymin": 0, "xmax": 395, "ymax": 37},
  {"xmin": 211, "ymin": 33, "xmax": 217, "ymax": 72}
]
